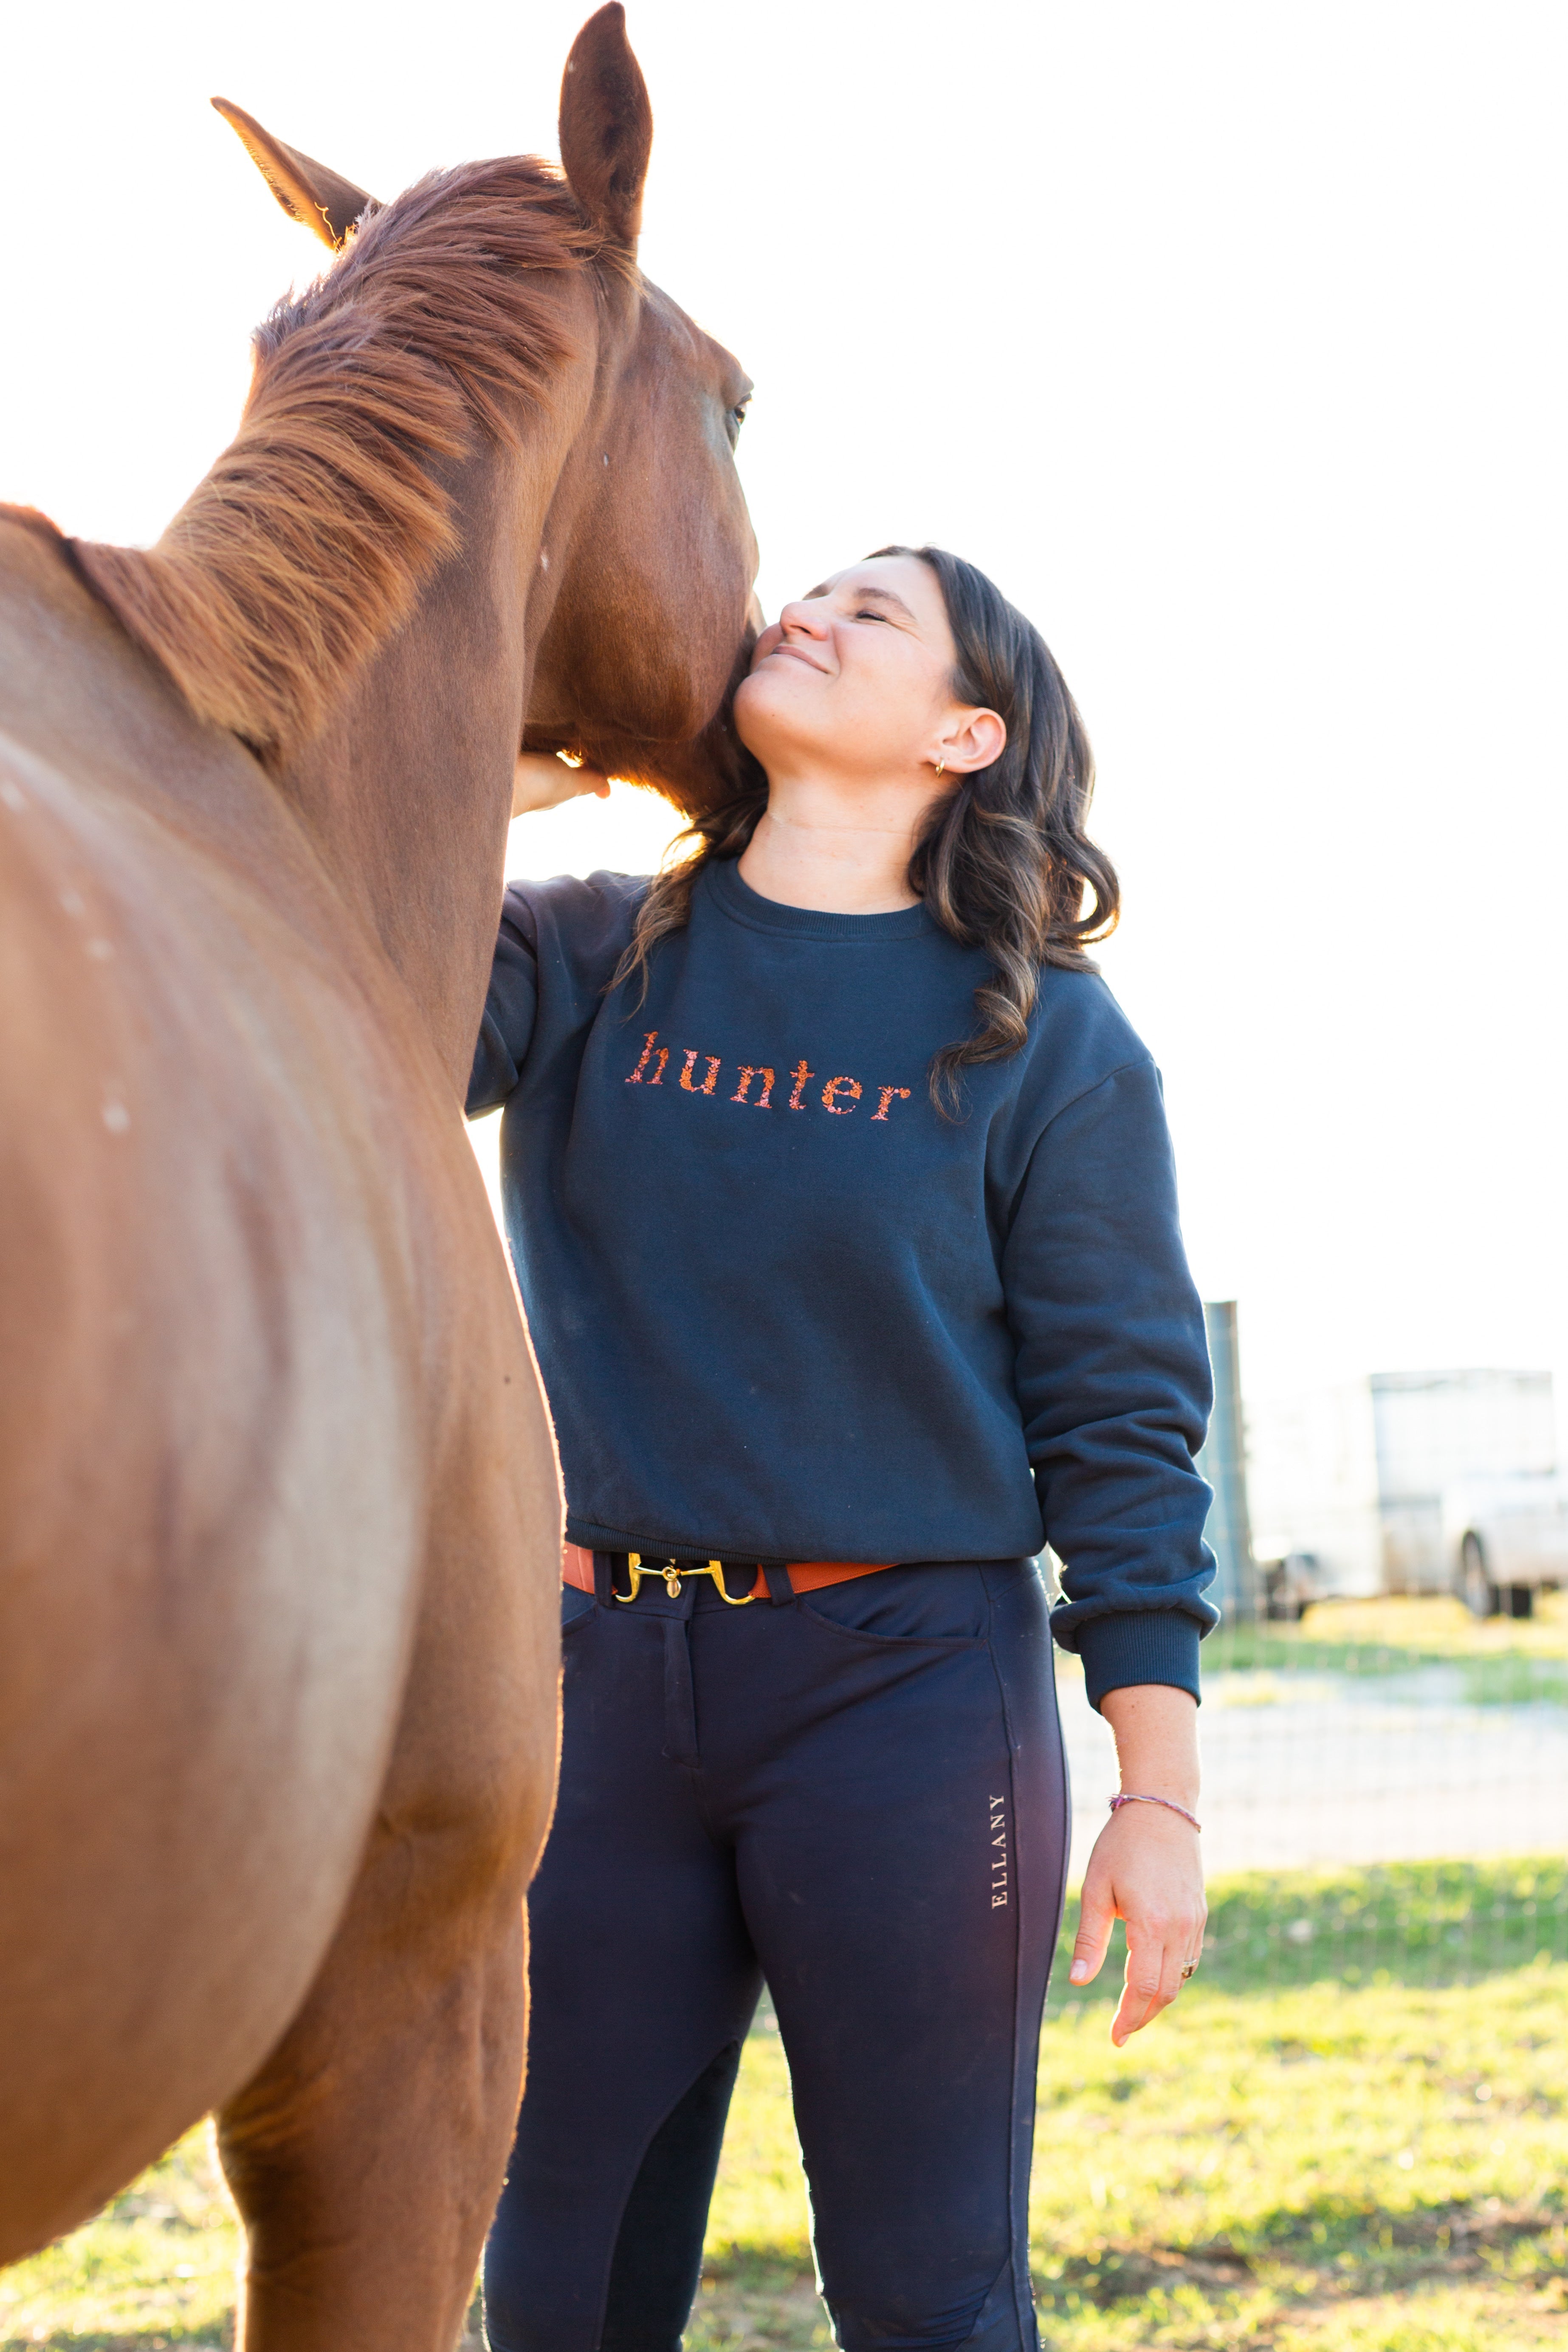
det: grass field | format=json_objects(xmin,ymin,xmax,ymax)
[
  {"xmin": 6, "ymin": 1865, "xmax": 1564, "ymax": 2352},
  {"xmin": 1113, "ymin": 1856, "xmax": 1568, "ymax": 1996},
  {"xmin": 1199, "ymin": 1593, "xmax": 1568, "ymax": 1705}
]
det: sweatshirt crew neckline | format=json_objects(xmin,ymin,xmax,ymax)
[{"xmin": 705, "ymin": 856, "xmax": 934, "ymax": 943}]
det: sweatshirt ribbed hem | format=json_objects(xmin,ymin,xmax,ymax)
[{"xmin": 1071, "ymin": 1610, "xmax": 1203, "ymax": 1711}]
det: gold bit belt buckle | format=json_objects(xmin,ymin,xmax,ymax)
[{"xmin": 615, "ymin": 1554, "xmax": 756, "ymax": 1606}]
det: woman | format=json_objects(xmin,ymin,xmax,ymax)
[{"xmin": 470, "ymin": 546, "xmax": 1214, "ymax": 2352}]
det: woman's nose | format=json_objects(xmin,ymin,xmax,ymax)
[{"xmin": 778, "ymin": 598, "xmax": 830, "ymax": 639}]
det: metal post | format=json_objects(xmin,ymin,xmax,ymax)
[{"xmin": 1199, "ymin": 1300, "xmax": 1260, "ymax": 1622}]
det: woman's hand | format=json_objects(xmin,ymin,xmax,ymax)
[
  {"xmin": 511, "ymin": 750, "xmax": 612, "ymax": 819},
  {"xmin": 1068, "ymin": 1683, "xmax": 1206, "ymax": 2047}
]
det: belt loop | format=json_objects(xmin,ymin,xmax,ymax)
[
  {"xmin": 762, "ymin": 1561, "xmax": 794, "ymax": 1607},
  {"xmin": 593, "ymin": 1551, "xmax": 615, "ymax": 1608}
]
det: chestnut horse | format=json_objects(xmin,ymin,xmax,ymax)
[{"xmin": 0, "ymin": 7, "xmax": 755, "ymax": 2343}]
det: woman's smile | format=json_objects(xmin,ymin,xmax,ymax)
[{"xmin": 762, "ymin": 640, "xmax": 829, "ymax": 673}]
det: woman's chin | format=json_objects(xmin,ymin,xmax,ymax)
[
  {"xmin": 733, "ymin": 671, "xmax": 806, "ymax": 765},
  {"xmin": 734, "ymin": 666, "xmax": 782, "ymax": 715}
]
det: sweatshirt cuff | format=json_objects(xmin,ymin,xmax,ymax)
[{"xmin": 1072, "ymin": 1611, "xmax": 1202, "ymax": 1712}]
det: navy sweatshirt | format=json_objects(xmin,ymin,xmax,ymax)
[{"xmin": 468, "ymin": 857, "xmax": 1217, "ymax": 1706}]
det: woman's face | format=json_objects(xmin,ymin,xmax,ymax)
[{"xmin": 734, "ymin": 554, "xmax": 979, "ymax": 781}]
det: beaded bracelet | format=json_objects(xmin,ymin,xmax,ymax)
[{"xmin": 1109, "ymin": 1792, "xmax": 1202, "ymax": 1831}]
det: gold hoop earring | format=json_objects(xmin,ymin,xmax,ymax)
[{"xmin": 934, "ymin": 758, "xmax": 946, "ymax": 779}]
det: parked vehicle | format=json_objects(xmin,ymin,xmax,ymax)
[
  {"xmin": 1247, "ymin": 1370, "xmax": 1566, "ymax": 1619},
  {"xmin": 1443, "ymin": 1471, "xmax": 1568, "ymax": 1618}
]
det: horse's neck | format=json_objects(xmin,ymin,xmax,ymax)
[{"xmin": 276, "ymin": 433, "xmax": 567, "ymax": 1096}]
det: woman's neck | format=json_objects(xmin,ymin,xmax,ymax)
[{"xmin": 737, "ymin": 772, "xmax": 935, "ymax": 914}]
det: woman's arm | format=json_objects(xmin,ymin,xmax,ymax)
[
  {"xmin": 1069, "ymin": 1682, "xmax": 1205, "ymax": 2045},
  {"xmin": 1002, "ymin": 1060, "xmax": 1218, "ymax": 1710},
  {"xmin": 468, "ymin": 757, "xmax": 614, "ymax": 1118},
  {"xmin": 996, "ymin": 1050, "xmax": 1214, "ymax": 2039},
  {"xmin": 511, "ymin": 750, "xmax": 611, "ymax": 815}
]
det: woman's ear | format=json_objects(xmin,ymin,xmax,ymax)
[{"xmin": 936, "ymin": 707, "xmax": 1007, "ymax": 775}]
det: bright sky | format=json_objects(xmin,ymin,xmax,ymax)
[{"xmin": 7, "ymin": 1, "xmax": 1566, "ymax": 1417}]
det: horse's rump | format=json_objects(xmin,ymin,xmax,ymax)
[{"xmin": 0, "ymin": 516, "xmax": 521, "ymax": 2242}]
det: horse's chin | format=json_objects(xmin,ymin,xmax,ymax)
[
  {"xmin": 570, "ymin": 714, "xmax": 763, "ymax": 823},
  {"xmin": 527, "ymin": 627, "xmax": 763, "ymax": 821}
]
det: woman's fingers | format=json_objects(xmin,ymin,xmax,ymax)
[
  {"xmin": 1068, "ymin": 1863, "xmax": 1115, "ymax": 1987},
  {"xmin": 1110, "ymin": 1911, "xmax": 1195, "ymax": 2045},
  {"xmin": 1111, "ymin": 1927, "xmax": 1168, "ymax": 2045}
]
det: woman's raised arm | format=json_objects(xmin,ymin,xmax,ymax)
[{"xmin": 511, "ymin": 750, "xmax": 611, "ymax": 815}]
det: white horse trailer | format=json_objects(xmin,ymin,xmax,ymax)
[{"xmin": 1247, "ymin": 1369, "xmax": 1568, "ymax": 1619}]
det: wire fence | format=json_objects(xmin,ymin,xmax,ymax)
[{"xmin": 1048, "ymin": 1593, "xmax": 1568, "ymax": 2007}]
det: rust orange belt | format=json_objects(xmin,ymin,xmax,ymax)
[{"xmin": 562, "ymin": 1544, "xmax": 889, "ymax": 1606}]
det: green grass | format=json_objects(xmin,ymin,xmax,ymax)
[
  {"xmin": 1051, "ymin": 1857, "xmax": 1568, "ymax": 2003},
  {"xmin": 7, "ymin": 1897, "xmax": 1565, "ymax": 2352},
  {"xmin": 1201, "ymin": 1594, "xmax": 1568, "ymax": 1706},
  {"xmin": 0, "ymin": 2131, "xmax": 238, "ymax": 2351}
]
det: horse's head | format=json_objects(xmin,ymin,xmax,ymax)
[
  {"xmin": 523, "ymin": 5, "xmax": 761, "ymax": 818},
  {"xmin": 214, "ymin": 4, "xmax": 759, "ymax": 821}
]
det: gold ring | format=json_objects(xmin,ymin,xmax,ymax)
[{"xmin": 1181, "ymin": 1960, "xmax": 1199, "ymax": 1980}]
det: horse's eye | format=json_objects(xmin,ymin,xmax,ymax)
[{"xmin": 727, "ymin": 398, "xmax": 751, "ymax": 447}]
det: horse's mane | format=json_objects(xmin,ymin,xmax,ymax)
[{"xmin": 74, "ymin": 159, "xmax": 620, "ymax": 763}]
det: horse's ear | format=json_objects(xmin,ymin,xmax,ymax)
[
  {"xmin": 211, "ymin": 97, "xmax": 376, "ymax": 252},
  {"xmin": 558, "ymin": 4, "xmax": 652, "ymax": 249}
]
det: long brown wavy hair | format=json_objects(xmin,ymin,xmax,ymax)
[{"xmin": 612, "ymin": 544, "xmax": 1119, "ymax": 1111}]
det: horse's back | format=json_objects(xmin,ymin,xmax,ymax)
[{"xmin": 0, "ymin": 514, "xmax": 485, "ymax": 2249}]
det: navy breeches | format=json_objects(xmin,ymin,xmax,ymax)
[{"xmin": 483, "ymin": 1559, "xmax": 1071, "ymax": 2352}]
